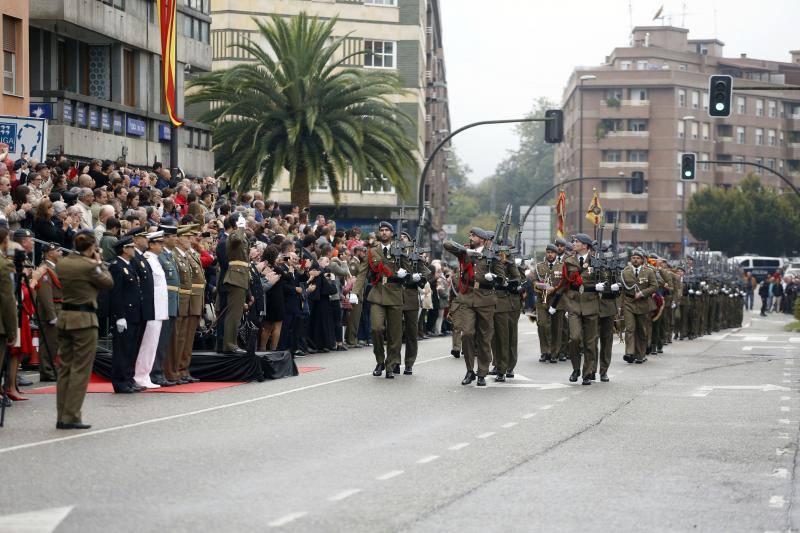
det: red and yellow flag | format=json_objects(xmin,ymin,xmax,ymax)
[
  {"xmin": 158, "ymin": 0, "xmax": 183, "ymax": 127},
  {"xmin": 555, "ymin": 188, "xmax": 566, "ymax": 238},
  {"xmin": 585, "ymin": 189, "xmax": 603, "ymax": 227}
]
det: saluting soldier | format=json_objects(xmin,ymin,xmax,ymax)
[
  {"xmin": 443, "ymin": 227, "xmax": 504, "ymax": 387},
  {"xmin": 221, "ymin": 214, "xmax": 249, "ymax": 354},
  {"xmin": 533, "ymin": 244, "xmax": 560, "ymax": 363},
  {"xmin": 620, "ymin": 248, "xmax": 657, "ymax": 364},
  {"xmin": 551, "ymin": 233, "xmax": 601, "ymax": 385},
  {"xmin": 366, "ymin": 221, "xmax": 405, "ymax": 379},
  {"xmin": 397, "ymin": 230, "xmax": 430, "ymax": 375},
  {"xmin": 177, "ymin": 225, "xmax": 204, "ymax": 382},
  {"xmin": 35, "ymin": 243, "xmax": 63, "ymax": 382},
  {"xmin": 0, "ymin": 227, "xmax": 17, "ymax": 394},
  {"xmin": 151, "ymin": 225, "xmax": 179, "ymax": 386},
  {"xmin": 55, "ymin": 230, "xmax": 113, "ymax": 428},
  {"xmin": 490, "ymin": 245, "xmax": 521, "ymax": 381},
  {"xmin": 109, "ymin": 236, "xmax": 144, "ymax": 393}
]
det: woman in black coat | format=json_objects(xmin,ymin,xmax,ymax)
[{"xmin": 259, "ymin": 245, "xmax": 290, "ymax": 351}]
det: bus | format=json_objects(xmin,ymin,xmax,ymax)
[{"xmin": 731, "ymin": 256, "xmax": 784, "ymax": 281}]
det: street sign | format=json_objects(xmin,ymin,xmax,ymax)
[
  {"xmin": 0, "ymin": 115, "xmax": 48, "ymax": 162},
  {"xmin": 442, "ymin": 224, "xmax": 457, "ymax": 234}
]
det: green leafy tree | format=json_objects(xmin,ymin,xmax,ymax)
[{"xmin": 187, "ymin": 13, "xmax": 419, "ymax": 208}]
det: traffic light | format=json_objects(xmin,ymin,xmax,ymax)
[
  {"xmin": 681, "ymin": 153, "xmax": 696, "ymax": 180},
  {"xmin": 544, "ymin": 109, "xmax": 563, "ymax": 144},
  {"xmin": 708, "ymin": 75, "xmax": 732, "ymax": 117},
  {"xmin": 631, "ymin": 171, "xmax": 645, "ymax": 194}
]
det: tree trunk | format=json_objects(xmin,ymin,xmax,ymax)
[{"xmin": 291, "ymin": 167, "xmax": 310, "ymax": 210}]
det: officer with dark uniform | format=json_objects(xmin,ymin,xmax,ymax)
[
  {"xmin": 55, "ymin": 230, "xmax": 113, "ymax": 428},
  {"xmin": 397, "ymin": 230, "xmax": 430, "ymax": 375},
  {"xmin": 128, "ymin": 226, "xmax": 155, "ymax": 353},
  {"xmin": 151, "ymin": 224, "xmax": 179, "ymax": 386},
  {"xmin": 35, "ymin": 243, "xmax": 63, "ymax": 382},
  {"xmin": 222, "ymin": 215, "xmax": 249, "ymax": 354},
  {"xmin": 109, "ymin": 236, "xmax": 144, "ymax": 393},
  {"xmin": 620, "ymin": 248, "xmax": 657, "ymax": 364},
  {"xmin": 366, "ymin": 221, "xmax": 405, "ymax": 379},
  {"xmin": 443, "ymin": 227, "xmax": 505, "ymax": 387},
  {"xmin": 533, "ymin": 243, "xmax": 559, "ymax": 363},
  {"xmin": 0, "ymin": 227, "xmax": 17, "ymax": 395}
]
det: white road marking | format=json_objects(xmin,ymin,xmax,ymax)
[
  {"xmin": 269, "ymin": 512, "xmax": 308, "ymax": 527},
  {"xmin": 487, "ymin": 382, "xmax": 571, "ymax": 390},
  {"xmin": 769, "ymin": 495, "xmax": 786, "ymax": 508},
  {"xmin": 782, "ymin": 396, "xmax": 792, "ymax": 401},
  {"xmin": 0, "ymin": 506, "xmax": 74, "ymax": 533},
  {"xmin": 790, "ymin": 338, "xmax": 800, "ymax": 343},
  {"xmin": 783, "ymin": 380, "xmax": 792, "ymax": 384},
  {"xmin": 781, "ymin": 406, "xmax": 791, "ymax": 412},
  {"xmin": 0, "ymin": 354, "xmax": 457, "ymax": 455},
  {"xmin": 784, "ymin": 373, "xmax": 792, "ymax": 377},
  {"xmin": 778, "ymin": 433, "xmax": 791, "ymax": 439},
  {"xmin": 779, "ymin": 419, "xmax": 793, "ymax": 425},
  {"xmin": 376, "ymin": 470, "xmax": 404, "ymax": 481},
  {"xmin": 501, "ymin": 422, "xmax": 518, "ymax": 429},
  {"xmin": 521, "ymin": 413, "xmax": 537, "ymax": 419},
  {"xmin": 328, "ymin": 489, "xmax": 361, "ymax": 502},
  {"xmin": 540, "ymin": 404, "xmax": 554, "ymax": 410},
  {"xmin": 743, "ymin": 335, "xmax": 769, "ymax": 342},
  {"xmin": 691, "ymin": 385, "xmax": 790, "ymax": 397},
  {"xmin": 742, "ymin": 346, "xmax": 797, "ymax": 351},
  {"xmin": 477, "ymin": 432, "xmax": 496, "ymax": 439},
  {"xmin": 556, "ymin": 397, "xmax": 569, "ymax": 402},
  {"xmin": 772, "ymin": 468, "xmax": 789, "ymax": 478},
  {"xmin": 777, "ymin": 448, "xmax": 790, "ymax": 456},
  {"xmin": 448, "ymin": 442, "xmax": 470, "ymax": 451},
  {"xmin": 416, "ymin": 455, "xmax": 440, "ymax": 464},
  {"xmin": 510, "ymin": 374, "xmax": 533, "ymax": 381}
]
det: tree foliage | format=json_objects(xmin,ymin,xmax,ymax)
[
  {"xmin": 186, "ymin": 13, "xmax": 419, "ymax": 208},
  {"xmin": 687, "ymin": 175, "xmax": 800, "ymax": 256}
]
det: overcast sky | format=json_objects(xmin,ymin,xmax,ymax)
[{"xmin": 439, "ymin": 0, "xmax": 800, "ymax": 182}]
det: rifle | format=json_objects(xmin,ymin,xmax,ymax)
[
  {"xmin": 484, "ymin": 204, "xmax": 511, "ymax": 266},
  {"xmin": 389, "ymin": 205, "xmax": 408, "ymax": 259},
  {"xmin": 409, "ymin": 209, "xmax": 431, "ymax": 272}
]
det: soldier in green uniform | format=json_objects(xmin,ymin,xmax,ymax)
[
  {"xmin": 345, "ymin": 246, "xmax": 368, "ymax": 347},
  {"xmin": 444, "ymin": 227, "xmax": 504, "ymax": 387},
  {"xmin": 35, "ymin": 243, "xmax": 63, "ymax": 382},
  {"xmin": 448, "ymin": 279, "xmax": 463, "ymax": 358},
  {"xmin": 670, "ymin": 264, "xmax": 684, "ymax": 343},
  {"xmin": 222, "ymin": 214, "xmax": 249, "ymax": 354},
  {"xmin": 533, "ymin": 244, "xmax": 559, "ymax": 363},
  {"xmin": 165, "ymin": 230, "xmax": 192, "ymax": 383},
  {"xmin": 55, "ymin": 230, "xmax": 113, "ymax": 429},
  {"xmin": 0, "ymin": 227, "xmax": 17, "ymax": 395},
  {"xmin": 490, "ymin": 246, "xmax": 521, "ymax": 381},
  {"xmin": 551, "ymin": 233, "xmax": 600, "ymax": 385},
  {"xmin": 620, "ymin": 249, "xmax": 657, "ymax": 364},
  {"xmin": 397, "ymin": 231, "xmax": 430, "ymax": 375},
  {"xmin": 177, "ymin": 226, "xmax": 204, "ymax": 382},
  {"xmin": 506, "ymin": 255, "xmax": 525, "ymax": 377},
  {"xmin": 555, "ymin": 240, "xmax": 571, "ymax": 361},
  {"xmin": 366, "ymin": 221, "xmax": 405, "ymax": 379},
  {"xmin": 595, "ymin": 246, "xmax": 621, "ymax": 382}
]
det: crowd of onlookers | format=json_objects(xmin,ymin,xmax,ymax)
[{"xmin": 754, "ymin": 271, "xmax": 798, "ymax": 317}]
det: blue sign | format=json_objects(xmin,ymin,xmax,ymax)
[
  {"xmin": 29, "ymin": 103, "xmax": 53, "ymax": 120},
  {"xmin": 89, "ymin": 108, "xmax": 99, "ymax": 129},
  {"xmin": 158, "ymin": 124, "xmax": 171, "ymax": 142},
  {"xmin": 63, "ymin": 101, "xmax": 73, "ymax": 123},
  {"xmin": 126, "ymin": 116, "xmax": 146, "ymax": 137},
  {"xmin": 76, "ymin": 104, "xmax": 86, "ymax": 126},
  {"xmin": 113, "ymin": 113, "xmax": 123, "ymax": 134},
  {"xmin": 0, "ymin": 122, "xmax": 17, "ymax": 153},
  {"xmin": 101, "ymin": 109, "xmax": 111, "ymax": 131}
]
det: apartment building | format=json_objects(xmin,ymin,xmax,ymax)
[
  {"xmin": 0, "ymin": 0, "xmax": 29, "ymax": 117},
  {"xmin": 556, "ymin": 25, "xmax": 800, "ymax": 257},
  {"xmin": 210, "ymin": 0, "xmax": 451, "ymax": 228},
  {"xmin": 27, "ymin": 0, "xmax": 214, "ymax": 175}
]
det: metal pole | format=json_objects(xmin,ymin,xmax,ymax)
[
  {"xmin": 170, "ymin": 125, "xmax": 179, "ymax": 179},
  {"xmin": 578, "ymin": 81, "xmax": 584, "ymax": 234}
]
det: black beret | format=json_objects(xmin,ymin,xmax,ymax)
[
  {"xmin": 572, "ymin": 233, "xmax": 594, "ymax": 247},
  {"xmin": 400, "ymin": 231, "xmax": 412, "ymax": 240},
  {"xmin": 378, "ymin": 221, "xmax": 394, "ymax": 233},
  {"xmin": 12, "ymin": 229, "xmax": 32, "ymax": 241}
]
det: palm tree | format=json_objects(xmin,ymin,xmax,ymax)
[{"xmin": 187, "ymin": 13, "xmax": 419, "ymax": 209}]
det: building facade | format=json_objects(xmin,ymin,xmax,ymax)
[
  {"xmin": 0, "ymin": 0, "xmax": 29, "ymax": 117},
  {"xmin": 556, "ymin": 26, "xmax": 800, "ymax": 257},
  {"xmin": 27, "ymin": 0, "xmax": 213, "ymax": 175},
  {"xmin": 210, "ymin": 0, "xmax": 451, "ymax": 227}
]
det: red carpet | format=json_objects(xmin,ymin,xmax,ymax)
[{"xmin": 25, "ymin": 367, "xmax": 324, "ymax": 395}]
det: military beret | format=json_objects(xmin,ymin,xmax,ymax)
[
  {"xmin": 545, "ymin": 243, "xmax": 557, "ymax": 253},
  {"xmin": 564, "ymin": 242, "xmax": 574, "ymax": 251},
  {"xmin": 158, "ymin": 224, "xmax": 178, "ymax": 235},
  {"xmin": 12, "ymin": 228, "xmax": 32, "ymax": 241},
  {"xmin": 572, "ymin": 233, "xmax": 594, "ymax": 247},
  {"xmin": 378, "ymin": 221, "xmax": 394, "ymax": 233},
  {"xmin": 631, "ymin": 248, "xmax": 646, "ymax": 259},
  {"xmin": 400, "ymin": 231, "xmax": 412, "ymax": 240},
  {"xmin": 125, "ymin": 226, "xmax": 147, "ymax": 238},
  {"xmin": 555, "ymin": 237, "xmax": 568, "ymax": 247},
  {"xmin": 147, "ymin": 230, "xmax": 164, "ymax": 242},
  {"xmin": 114, "ymin": 235, "xmax": 134, "ymax": 252},
  {"xmin": 469, "ymin": 227, "xmax": 490, "ymax": 240},
  {"xmin": 41, "ymin": 241, "xmax": 59, "ymax": 253},
  {"xmin": 177, "ymin": 224, "xmax": 199, "ymax": 236}
]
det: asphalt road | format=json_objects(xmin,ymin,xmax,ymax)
[{"xmin": 1, "ymin": 309, "xmax": 799, "ymax": 533}]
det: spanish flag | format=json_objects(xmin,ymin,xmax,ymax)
[
  {"xmin": 555, "ymin": 188, "xmax": 566, "ymax": 238},
  {"xmin": 158, "ymin": 0, "xmax": 183, "ymax": 127},
  {"xmin": 585, "ymin": 188, "xmax": 603, "ymax": 227}
]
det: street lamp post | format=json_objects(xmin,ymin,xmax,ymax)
[
  {"xmin": 680, "ymin": 115, "xmax": 695, "ymax": 258},
  {"xmin": 578, "ymin": 74, "xmax": 597, "ymax": 234}
]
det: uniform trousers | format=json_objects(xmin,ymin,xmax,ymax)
[
  {"xmin": 39, "ymin": 322, "xmax": 59, "ymax": 380},
  {"xmin": 178, "ymin": 315, "xmax": 200, "ymax": 378},
  {"xmin": 56, "ymin": 327, "xmax": 97, "ymax": 423},
  {"xmin": 223, "ymin": 285, "xmax": 246, "ymax": 352},
  {"xmin": 449, "ymin": 301, "xmax": 463, "ymax": 352},
  {"xmin": 551, "ymin": 309, "xmax": 565, "ymax": 357},
  {"xmin": 568, "ymin": 312, "xmax": 598, "ymax": 377},
  {"xmin": 491, "ymin": 309, "xmax": 513, "ymax": 373},
  {"xmin": 402, "ymin": 308, "xmax": 419, "ymax": 368},
  {"xmin": 508, "ymin": 309, "xmax": 520, "ymax": 372},
  {"xmin": 461, "ymin": 305, "xmax": 494, "ymax": 377},
  {"xmin": 134, "ymin": 320, "xmax": 162, "ymax": 387},
  {"xmin": 597, "ymin": 315, "xmax": 614, "ymax": 374},
  {"xmin": 371, "ymin": 304, "xmax": 403, "ymax": 368},
  {"xmin": 345, "ymin": 301, "xmax": 362, "ymax": 346},
  {"xmin": 165, "ymin": 316, "xmax": 187, "ymax": 381},
  {"xmin": 151, "ymin": 316, "xmax": 175, "ymax": 382},
  {"xmin": 112, "ymin": 322, "xmax": 141, "ymax": 390},
  {"xmin": 623, "ymin": 308, "xmax": 649, "ymax": 360},
  {"xmin": 535, "ymin": 303, "xmax": 552, "ymax": 355}
]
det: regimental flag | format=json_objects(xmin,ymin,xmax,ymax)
[
  {"xmin": 585, "ymin": 189, "xmax": 603, "ymax": 227},
  {"xmin": 158, "ymin": 0, "xmax": 183, "ymax": 127},
  {"xmin": 555, "ymin": 188, "xmax": 566, "ymax": 238}
]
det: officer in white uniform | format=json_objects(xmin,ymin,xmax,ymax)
[{"xmin": 133, "ymin": 231, "xmax": 169, "ymax": 389}]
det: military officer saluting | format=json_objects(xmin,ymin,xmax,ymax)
[
  {"xmin": 221, "ymin": 214, "xmax": 249, "ymax": 355},
  {"xmin": 620, "ymin": 248, "xmax": 657, "ymax": 364},
  {"xmin": 151, "ymin": 225, "xmax": 180, "ymax": 386},
  {"xmin": 55, "ymin": 230, "xmax": 113, "ymax": 428},
  {"xmin": 35, "ymin": 243, "xmax": 64, "ymax": 382}
]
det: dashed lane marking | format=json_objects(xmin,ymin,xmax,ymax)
[
  {"xmin": 556, "ymin": 397, "xmax": 569, "ymax": 402},
  {"xmin": 769, "ymin": 495, "xmax": 786, "ymax": 508},
  {"xmin": 782, "ymin": 396, "xmax": 792, "ymax": 401},
  {"xmin": 328, "ymin": 489, "xmax": 361, "ymax": 502},
  {"xmin": 540, "ymin": 404, "xmax": 554, "ymax": 410},
  {"xmin": 772, "ymin": 468, "xmax": 789, "ymax": 478},
  {"xmin": 448, "ymin": 442, "xmax": 470, "ymax": 451},
  {"xmin": 776, "ymin": 448, "xmax": 790, "ymax": 456},
  {"xmin": 416, "ymin": 455, "xmax": 440, "ymax": 464},
  {"xmin": 477, "ymin": 432, "xmax": 496, "ymax": 439},
  {"xmin": 501, "ymin": 422, "xmax": 518, "ymax": 429},
  {"xmin": 781, "ymin": 406, "xmax": 791, "ymax": 412},
  {"xmin": 269, "ymin": 512, "xmax": 308, "ymax": 528},
  {"xmin": 376, "ymin": 470, "xmax": 404, "ymax": 481},
  {"xmin": 779, "ymin": 419, "xmax": 793, "ymax": 425},
  {"xmin": 521, "ymin": 413, "xmax": 537, "ymax": 419}
]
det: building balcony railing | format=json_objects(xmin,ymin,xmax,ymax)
[
  {"xmin": 621, "ymin": 100, "xmax": 650, "ymax": 107},
  {"xmin": 617, "ymin": 223, "xmax": 649, "ymax": 230},
  {"xmin": 605, "ymin": 131, "xmax": 649, "ymax": 138},
  {"xmin": 601, "ymin": 191, "xmax": 649, "ymax": 200},
  {"xmin": 599, "ymin": 161, "xmax": 649, "ymax": 169},
  {"xmin": 717, "ymin": 136, "xmax": 733, "ymax": 143}
]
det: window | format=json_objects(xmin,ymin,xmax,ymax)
[
  {"xmin": 602, "ymin": 150, "xmax": 622, "ymax": 162},
  {"xmin": 2, "ymin": 16, "xmax": 18, "ymax": 95},
  {"xmin": 606, "ymin": 211, "xmax": 617, "ymax": 223},
  {"xmin": 768, "ymin": 100, "xmax": 777, "ymax": 118},
  {"xmin": 364, "ymin": 40, "xmax": 395, "ymax": 68},
  {"xmin": 735, "ymin": 156, "xmax": 745, "ymax": 172},
  {"xmin": 101, "ymin": 0, "xmax": 125, "ymax": 10},
  {"xmin": 678, "ymin": 63, "xmax": 688, "ymax": 71},
  {"xmin": 676, "ymin": 213, "xmax": 683, "ymax": 229},
  {"xmin": 362, "ymin": 174, "xmax": 395, "ymax": 193},
  {"xmin": 755, "ymin": 128, "xmax": 764, "ymax": 145},
  {"xmin": 700, "ymin": 153, "xmax": 710, "ymax": 171},
  {"xmin": 678, "ymin": 89, "xmax": 686, "ymax": 107},
  {"xmin": 736, "ymin": 126, "xmax": 745, "ymax": 144},
  {"xmin": 629, "ymin": 119, "xmax": 648, "ymax": 132},
  {"xmin": 628, "ymin": 150, "xmax": 648, "ymax": 162},
  {"xmin": 737, "ymin": 96, "xmax": 746, "ymax": 114},
  {"xmin": 633, "ymin": 88, "xmax": 648, "ymax": 101},
  {"xmin": 677, "ymin": 120, "xmax": 685, "ymax": 139},
  {"xmin": 702, "ymin": 91, "xmax": 709, "ymax": 110},
  {"xmin": 620, "ymin": 60, "xmax": 631, "ymax": 70},
  {"xmin": 780, "ymin": 132, "xmax": 785, "ymax": 146},
  {"xmin": 691, "ymin": 90, "xmax": 700, "ymax": 109},
  {"xmin": 123, "ymin": 49, "xmax": 136, "ymax": 107},
  {"xmin": 631, "ymin": 171, "xmax": 646, "ymax": 193},
  {"xmin": 756, "ymin": 99, "xmax": 764, "ymax": 117},
  {"xmin": 690, "ymin": 121, "xmax": 698, "ymax": 140},
  {"xmin": 364, "ymin": 0, "xmax": 397, "ymax": 5},
  {"xmin": 628, "ymin": 212, "xmax": 647, "ymax": 224},
  {"xmin": 702, "ymin": 122, "xmax": 710, "ymax": 140},
  {"xmin": 768, "ymin": 129, "xmax": 776, "ymax": 146},
  {"xmin": 606, "ymin": 88, "xmax": 623, "ymax": 100},
  {"xmin": 677, "ymin": 182, "xmax": 684, "ymax": 197},
  {"xmin": 767, "ymin": 158, "xmax": 775, "ymax": 170},
  {"xmin": 755, "ymin": 157, "xmax": 763, "ymax": 174},
  {"xmin": 636, "ymin": 60, "xmax": 647, "ymax": 70}
]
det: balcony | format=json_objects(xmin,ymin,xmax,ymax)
[
  {"xmin": 620, "ymin": 100, "xmax": 650, "ymax": 107},
  {"xmin": 617, "ymin": 223, "xmax": 649, "ymax": 230},
  {"xmin": 599, "ymin": 161, "xmax": 649, "ymax": 169},
  {"xmin": 601, "ymin": 191, "xmax": 648, "ymax": 200},
  {"xmin": 605, "ymin": 131, "xmax": 649, "ymax": 138},
  {"xmin": 788, "ymin": 143, "xmax": 800, "ymax": 158}
]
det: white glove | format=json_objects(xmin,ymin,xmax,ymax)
[
  {"xmin": 548, "ymin": 306, "xmax": 557, "ymax": 315},
  {"xmin": 396, "ymin": 268, "xmax": 408, "ymax": 279},
  {"xmin": 116, "ymin": 318, "xmax": 128, "ymax": 333},
  {"xmin": 236, "ymin": 215, "xmax": 246, "ymax": 228},
  {"xmin": 514, "ymin": 258, "xmax": 522, "ymax": 266},
  {"xmin": 688, "ymin": 289, "xmax": 694, "ymax": 295},
  {"xmin": 595, "ymin": 282, "xmax": 605, "ymax": 292},
  {"xmin": 700, "ymin": 281, "xmax": 707, "ymax": 287},
  {"xmin": 49, "ymin": 317, "xmax": 58, "ymax": 325},
  {"xmin": 412, "ymin": 273, "xmax": 421, "ymax": 282},
  {"xmin": 348, "ymin": 293, "xmax": 358, "ymax": 305},
  {"xmin": 671, "ymin": 302, "xmax": 677, "ymax": 309},
  {"xmin": 484, "ymin": 273, "xmax": 496, "ymax": 282},
  {"xmin": 610, "ymin": 283, "xmax": 620, "ymax": 292},
  {"xmin": 729, "ymin": 294, "xmax": 734, "ymax": 299},
  {"xmin": 696, "ymin": 290, "xmax": 702, "ymax": 295}
]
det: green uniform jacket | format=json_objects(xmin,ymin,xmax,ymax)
[
  {"xmin": 556, "ymin": 254, "xmax": 600, "ymax": 316},
  {"xmin": 174, "ymin": 249, "xmax": 192, "ymax": 316},
  {"xmin": 188, "ymin": 248, "xmax": 206, "ymax": 316},
  {"xmin": 534, "ymin": 259, "xmax": 558, "ymax": 307},
  {"xmin": 365, "ymin": 243, "xmax": 404, "ymax": 307},
  {"xmin": 159, "ymin": 248, "xmax": 180, "ymax": 317},
  {"xmin": 348, "ymin": 257, "xmax": 369, "ymax": 299},
  {"xmin": 596, "ymin": 266, "xmax": 620, "ymax": 319},
  {"xmin": 35, "ymin": 262, "xmax": 62, "ymax": 322},
  {"xmin": 494, "ymin": 259, "xmax": 521, "ymax": 313},
  {"xmin": 399, "ymin": 256, "xmax": 432, "ymax": 311},
  {"xmin": 0, "ymin": 255, "xmax": 16, "ymax": 341},
  {"xmin": 56, "ymin": 254, "xmax": 114, "ymax": 330},
  {"xmin": 620, "ymin": 265, "xmax": 657, "ymax": 314},
  {"xmin": 443, "ymin": 240, "xmax": 504, "ymax": 308},
  {"xmin": 223, "ymin": 228, "xmax": 249, "ymax": 289}
]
